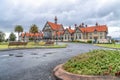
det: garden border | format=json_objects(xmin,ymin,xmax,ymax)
[{"xmin": 53, "ymin": 64, "xmax": 120, "ymax": 80}]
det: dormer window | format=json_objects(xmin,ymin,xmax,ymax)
[{"xmin": 94, "ymin": 29, "xmax": 97, "ymax": 34}]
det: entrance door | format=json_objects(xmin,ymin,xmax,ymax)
[{"xmin": 94, "ymin": 37, "xmax": 98, "ymax": 43}]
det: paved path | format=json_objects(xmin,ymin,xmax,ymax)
[{"xmin": 0, "ymin": 43, "xmax": 102, "ymax": 80}]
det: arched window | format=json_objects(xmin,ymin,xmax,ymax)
[
  {"xmin": 65, "ymin": 35, "xmax": 66, "ymax": 40},
  {"xmin": 79, "ymin": 34, "xmax": 81, "ymax": 39},
  {"xmin": 76, "ymin": 34, "xmax": 77, "ymax": 39}
]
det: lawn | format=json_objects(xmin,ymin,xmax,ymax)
[
  {"xmin": 95, "ymin": 44, "xmax": 120, "ymax": 49},
  {"xmin": 0, "ymin": 42, "xmax": 67, "ymax": 50},
  {"xmin": 63, "ymin": 50, "xmax": 120, "ymax": 76}
]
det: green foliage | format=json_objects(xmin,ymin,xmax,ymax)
[
  {"xmin": 9, "ymin": 32, "xmax": 16, "ymax": 41},
  {"xmin": 87, "ymin": 40, "xmax": 92, "ymax": 43},
  {"xmin": 111, "ymin": 39, "xmax": 115, "ymax": 44},
  {"xmin": 29, "ymin": 24, "xmax": 38, "ymax": 33},
  {"xmin": 73, "ymin": 40, "xmax": 86, "ymax": 43},
  {"xmin": 63, "ymin": 50, "xmax": 120, "ymax": 76},
  {"xmin": 95, "ymin": 44, "xmax": 120, "ymax": 49},
  {"xmin": 0, "ymin": 31, "xmax": 5, "ymax": 42},
  {"xmin": 14, "ymin": 25, "xmax": 23, "ymax": 33},
  {"xmin": 14, "ymin": 25, "xmax": 23, "ymax": 41},
  {"xmin": 29, "ymin": 37, "xmax": 34, "ymax": 41},
  {"xmin": 29, "ymin": 24, "xmax": 39, "ymax": 42},
  {"xmin": 0, "ymin": 42, "xmax": 8, "ymax": 45}
]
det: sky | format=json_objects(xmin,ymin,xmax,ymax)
[{"xmin": 0, "ymin": 0, "xmax": 120, "ymax": 38}]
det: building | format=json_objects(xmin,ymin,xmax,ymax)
[
  {"xmin": 42, "ymin": 16, "xmax": 64, "ymax": 40},
  {"xmin": 63, "ymin": 27, "xmax": 75, "ymax": 41},
  {"xmin": 20, "ymin": 32, "xmax": 43, "ymax": 42},
  {"xmin": 73, "ymin": 23, "xmax": 108, "ymax": 43},
  {"xmin": 20, "ymin": 17, "xmax": 109, "ymax": 43}
]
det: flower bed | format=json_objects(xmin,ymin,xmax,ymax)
[{"xmin": 63, "ymin": 50, "xmax": 120, "ymax": 76}]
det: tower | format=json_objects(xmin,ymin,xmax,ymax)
[{"xmin": 54, "ymin": 16, "xmax": 57, "ymax": 24}]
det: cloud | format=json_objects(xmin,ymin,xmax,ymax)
[{"xmin": 0, "ymin": 0, "xmax": 120, "ymax": 37}]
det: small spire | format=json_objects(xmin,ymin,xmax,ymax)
[
  {"xmin": 69, "ymin": 26, "xmax": 71, "ymax": 29},
  {"xmin": 82, "ymin": 22, "xmax": 84, "ymax": 27},
  {"xmin": 74, "ymin": 24, "xmax": 77, "ymax": 27},
  {"xmin": 54, "ymin": 16, "xmax": 57, "ymax": 24},
  {"xmin": 96, "ymin": 22, "xmax": 98, "ymax": 26}
]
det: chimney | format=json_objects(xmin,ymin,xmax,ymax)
[
  {"xmin": 69, "ymin": 26, "xmax": 71, "ymax": 29},
  {"xmin": 79, "ymin": 24, "xmax": 82, "ymax": 27},
  {"xmin": 74, "ymin": 24, "xmax": 77, "ymax": 27},
  {"xmin": 96, "ymin": 22, "xmax": 98, "ymax": 26},
  {"xmin": 82, "ymin": 22, "xmax": 84, "ymax": 27},
  {"xmin": 75, "ymin": 26, "xmax": 77, "ymax": 29},
  {"xmin": 54, "ymin": 16, "xmax": 57, "ymax": 24}
]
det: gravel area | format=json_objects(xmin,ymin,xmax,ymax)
[{"xmin": 0, "ymin": 43, "xmax": 103, "ymax": 80}]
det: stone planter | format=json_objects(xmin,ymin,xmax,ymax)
[{"xmin": 53, "ymin": 64, "xmax": 120, "ymax": 80}]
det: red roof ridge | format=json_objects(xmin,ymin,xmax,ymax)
[
  {"xmin": 47, "ymin": 21, "xmax": 63, "ymax": 31},
  {"xmin": 78, "ymin": 25, "xmax": 107, "ymax": 33},
  {"xmin": 67, "ymin": 28, "xmax": 75, "ymax": 34}
]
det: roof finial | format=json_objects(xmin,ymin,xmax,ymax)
[
  {"xmin": 55, "ymin": 16, "xmax": 57, "ymax": 24},
  {"xmin": 96, "ymin": 22, "xmax": 98, "ymax": 26},
  {"xmin": 82, "ymin": 22, "xmax": 84, "ymax": 27},
  {"xmin": 75, "ymin": 24, "xmax": 77, "ymax": 27}
]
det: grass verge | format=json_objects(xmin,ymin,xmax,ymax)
[
  {"xmin": 63, "ymin": 50, "xmax": 120, "ymax": 76},
  {"xmin": 95, "ymin": 44, "xmax": 120, "ymax": 49},
  {"xmin": 0, "ymin": 42, "xmax": 67, "ymax": 50}
]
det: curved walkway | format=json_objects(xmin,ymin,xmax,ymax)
[{"xmin": 0, "ymin": 43, "xmax": 102, "ymax": 80}]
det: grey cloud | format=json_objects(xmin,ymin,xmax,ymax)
[{"xmin": 0, "ymin": 0, "xmax": 120, "ymax": 33}]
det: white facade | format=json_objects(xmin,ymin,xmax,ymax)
[{"xmin": 73, "ymin": 29, "xmax": 83, "ymax": 41}]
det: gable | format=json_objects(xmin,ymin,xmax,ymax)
[
  {"xmin": 47, "ymin": 21, "xmax": 63, "ymax": 31},
  {"xmin": 64, "ymin": 30, "xmax": 69, "ymax": 34},
  {"xmin": 43, "ymin": 22, "xmax": 51, "ymax": 31},
  {"xmin": 75, "ymin": 28, "xmax": 82, "ymax": 33}
]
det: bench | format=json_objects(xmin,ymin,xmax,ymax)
[{"xmin": 8, "ymin": 42, "xmax": 28, "ymax": 48}]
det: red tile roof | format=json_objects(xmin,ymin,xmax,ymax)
[
  {"xmin": 47, "ymin": 21, "xmax": 63, "ymax": 31},
  {"xmin": 67, "ymin": 28, "xmax": 75, "ymax": 34},
  {"xmin": 79, "ymin": 25, "xmax": 108, "ymax": 33},
  {"xmin": 20, "ymin": 32, "xmax": 43, "ymax": 37},
  {"xmin": 54, "ymin": 31, "xmax": 64, "ymax": 37}
]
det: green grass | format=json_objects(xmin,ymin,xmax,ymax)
[
  {"xmin": 63, "ymin": 50, "xmax": 120, "ymax": 76},
  {"xmin": 95, "ymin": 44, "xmax": 120, "ymax": 49},
  {"xmin": 0, "ymin": 45, "xmax": 8, "ymax": 49},
  {"xmin": 0, "ymin": 42, "xmax": 67, "ymax": 50}
]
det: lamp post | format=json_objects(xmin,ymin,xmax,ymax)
[
  {"xmin": 55, "ymin": 32, "xmax": 57, "ymax": 44},
  {"xmin": 56, "ymin": 28, "xmax": 58, "ymax": 45}
]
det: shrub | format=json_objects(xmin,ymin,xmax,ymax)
[
  {"xmin": 63, "ymin": 50, "xmax": 120, "ymax": 76},
  {"xmin": 39, "ymin": 41, "xmax": 46, "ymax": 46},
  {"xmin": 27, "ymin": 42, "xmax": 35, "ymax": 45},
  {"xmin": 87, "ymin": 40, "xmax": 92, "ymax": 43}
]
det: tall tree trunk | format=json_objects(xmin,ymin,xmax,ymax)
[
  {"xmin": 34, "ymin": 33, "xmax": 36, "ymax": 43},
  {"xmin": 18, "ymin": 32, "xmax": 20, "ymax": 42}
]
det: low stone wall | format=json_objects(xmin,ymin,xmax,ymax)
[{"xmin": 53, "ymin": 64, "xmax": 120, "ymax": 80}]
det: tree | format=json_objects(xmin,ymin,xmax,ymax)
[
  {"xmin": 14, "ymin": 25, "xmax": 23, "ymax": 41},
  {"xmin": 0, "ymin": 31, "xmax": 5, "ymax": 42},
  {"xmin": 9, "ymin": 32, "xmax": 16, "ymax": 41},
  {"xmin": 29, "ymin": 24, "xmax": 38, "ymax": 42}
]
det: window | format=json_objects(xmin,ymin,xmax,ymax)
[
  {"xmin": 79, "ymin": 34, "xmax": 81, "ymax": 39},
  {"xmin": 100, "ymin": 32, "xmax": 102, "ymax": 35},
  {"xmin": 76, "ymin": 34, "xmax": 77, "ymax": 39},
  {"xmin": 100, "ymin": 36, "xmax": 102, "ymax": 39},
  {"xmin": 94, "ymin": 30, "xmax": 97, "ymax": 34},
  {"xmin": 89, "ymin": 36, "xmax": 92, "ymax": 39},
  {"xmin": 89, "ymin": 33, "xmax": 92, "ymax": 35},
  {"xmin": 65, "ymin": 35, "xmax": 66, "ymax": 39}
]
